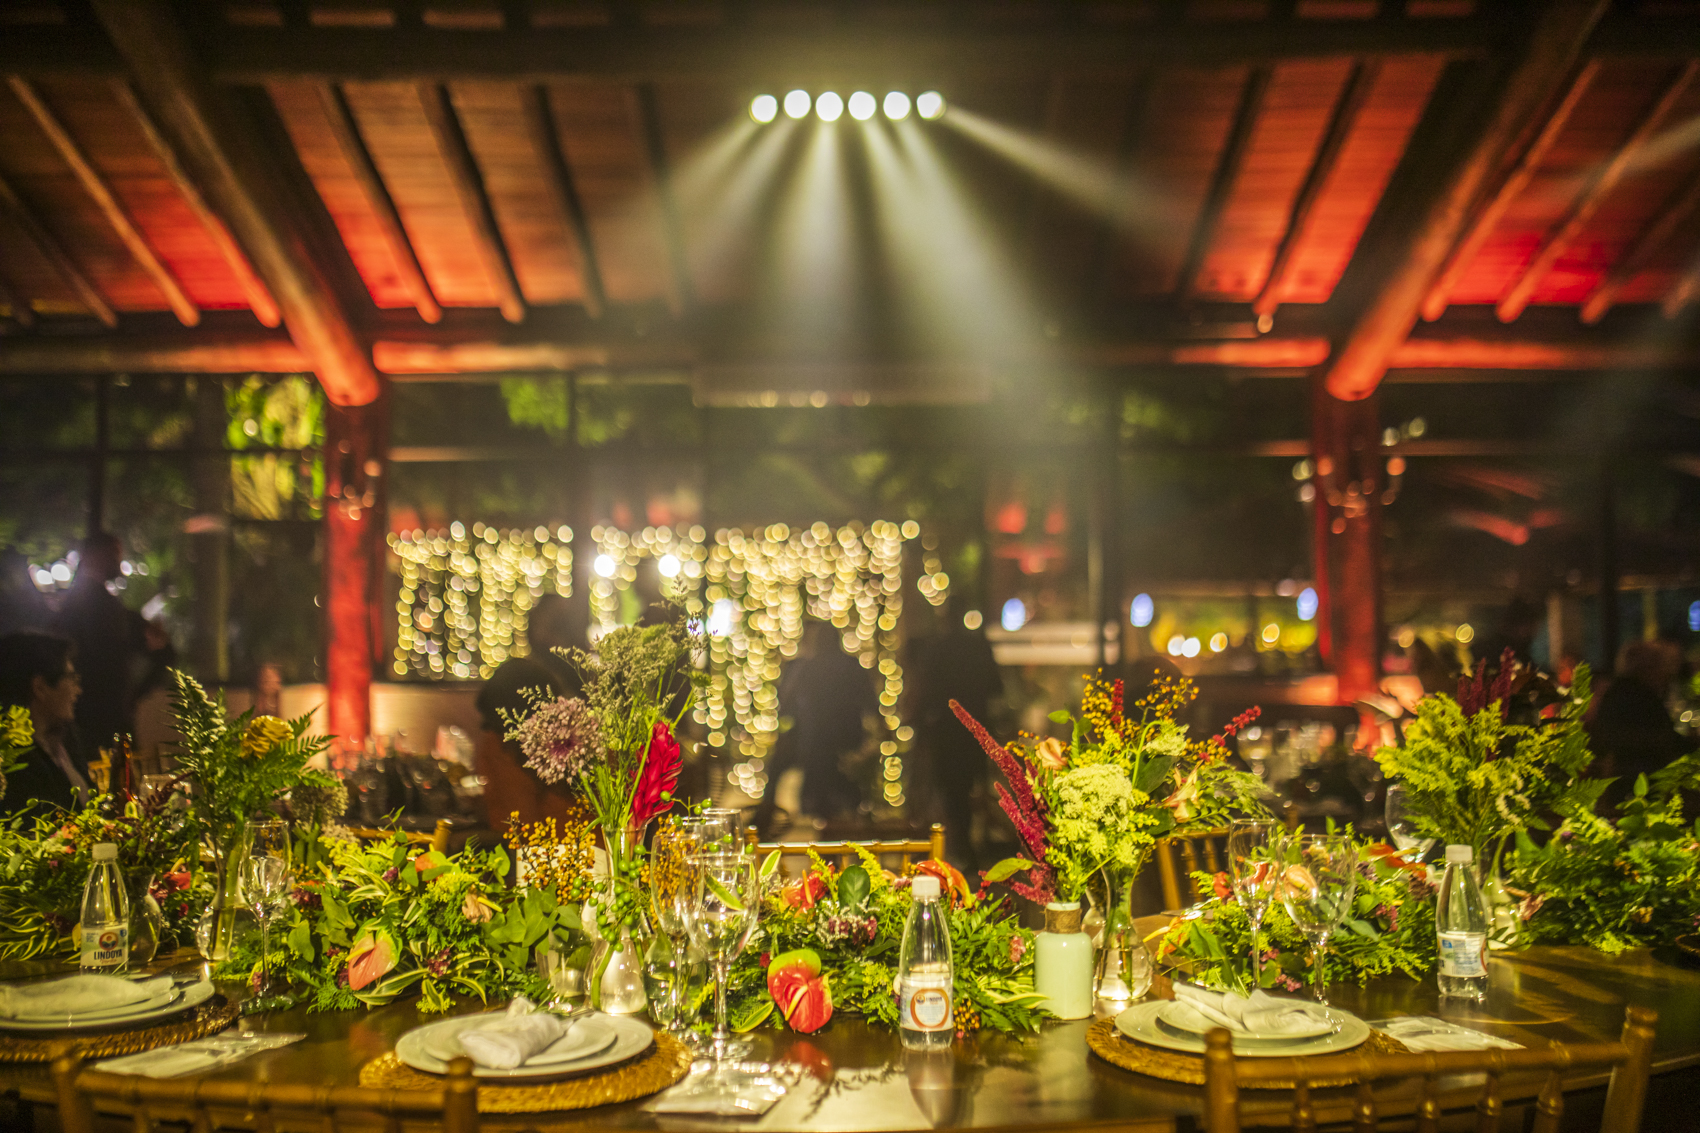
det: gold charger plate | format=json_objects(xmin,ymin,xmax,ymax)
[
  {"xmin": 0, "ymin": 993, "xmax": 239, "ymax": 1063},
  {"xmin": 1676, "ymin": 935, "xmax": 1700, "ymax": 962},
  {"xmin": 1087, "ymin": 1016, "xmax": 1410, "ymax": 1089},
  {"xmin": 361, "ymin": 1030, "xmax": 692, "ymax": 1114}
]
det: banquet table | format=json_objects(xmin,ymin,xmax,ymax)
[{"xmin": 2, "ymin": 944, "xmax": 1698, "ymax": 1133}]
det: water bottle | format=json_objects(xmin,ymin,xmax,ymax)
[
  {"xmin": 1436, "ymin": 844, "xmax": 1488, "ymax": 1000},
  {"xmin": 898, "ymin": 875, "xmax": 954, "ymax": 1050},
  {"xmin": 80, "ymin": 843, "xmax": 129, "ymax": 974}
]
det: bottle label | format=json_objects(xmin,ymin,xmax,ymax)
[
  {"xmin": 81, "ymin": 923, "xmax": 128, "ymax": 971},
  {"xmin": 1438, "ymin": 931, "xmax": 1485, "ymax": 978},
  {"xmin": 900, "ymin": 974, "xmax": 953, "ymax": 1032}
]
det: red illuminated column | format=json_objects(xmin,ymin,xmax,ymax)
[
  {"xmin": 1310, "ymin": 378, "xmax": 1383, "ymax": 714},
  {"xmin": 323, "ymin": 387, "xmax": 390, "ymax": 744}
]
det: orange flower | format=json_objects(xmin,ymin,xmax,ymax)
[{"xmin": 1033, "ymin": 737, "xmax": 1068, "ymax": 771}]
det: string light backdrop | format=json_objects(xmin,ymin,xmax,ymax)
[{"xmin": 388, "ymin": 520, "xmax": 934, "ymax": 806}]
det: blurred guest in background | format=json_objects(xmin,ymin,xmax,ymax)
[
  {"xmin": 252, "ymin": 659, "xmax": 284, "ymax": 718},
  {"xmin": 52, "ymin": 533, "xmax": 146, "ymax": 763},
  {"xmin": 0, "ymin": 631, "xmax": 90, "ymax": 815},
  {"xmin": 0, "ymin": 551, "xmax": 50, "ymax": 635},
  {"xmin": 776, "ymin": 620, "xmax": 877, "ymax": 825},
  {"xmin": 1592, "ymin": 640, "xmax": 1692, "ymax": 811},
  {"xmin": 128, "ymin": 620, "xmax": 179, "ymax": 778}
]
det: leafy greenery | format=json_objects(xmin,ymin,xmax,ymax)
[
  {"xmin": 1508, "ymin": 755, "xmax": 1700, "ymax": 954},
  {"xmin": 1374, "ymin": 666, "xmax": 1599, "ymax": 868},
  {"xmin": 1153, "ymin": 840, "xmax": 1438, "ymax": 994}
]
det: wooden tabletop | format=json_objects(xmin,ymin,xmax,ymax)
[{"xmin": 2, "ymin": 944, "xmax": 1698, "ymax": 1132}]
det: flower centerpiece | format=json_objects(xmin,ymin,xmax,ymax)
[
  {"xmin": 0, "ymin": 705, "xmax": 32, "ymax": 800},
  {"xmin": 1373, "ymin": 657, "xmax": 1600, "ymax": 892},
  {"xmin": 168, "ymin": 670, "xmax": 331, "ymax": 960},
  {"xmin": 504, "ymin": 616, "xmax": 706, "ymax": 1010},
  {"xmin": 726, "ymin": 847, "xmax": 1045, "ymax": 1037}
]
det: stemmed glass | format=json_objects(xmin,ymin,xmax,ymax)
[
  {"xmin": 686, "ymin": 850, "xmax": 760, "ymax": 1063},
  {"xmin": 240, "ymin": 856, "xmax": 293, "ymax": 998},
  {"xmin": 695, "ymin": 808, "xmax": 743, "ymax": 854},
  {"xmin": 1384, "ymin": 782, "xmax": 1435, "ymax": 862},
  {"xmin": 1227, "ymin": 820, "xmax": 1280, "ymax": 991},
  {"xmin": 645, "ymin": 817, "xmax": 714, "ymax": 1038},
  {"xmin": 1277, "ymin": 833, "xmax": 1358, "ymax": 1004}
]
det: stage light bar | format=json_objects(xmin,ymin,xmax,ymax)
[
  {"xmin": 815, "ymin": 91, "xmax": 843, "ymax": 122},
  {"xmin": 848, "ymin": 91, "xmax": 876, "ymax": 121},
  {"xmin": 784, "ymin": 89, "xmax": 812, "ymax": 119},
  {"xmin": 750, "ymin": 94, "xmax": 778, "ymax": 123},
  {"xmin": 917, "ymin": 90, "xmax": 946, "ymax": 119},
  {"xmin": 883, "ymin": 91, "xmax": 911, "ymax": 120}
]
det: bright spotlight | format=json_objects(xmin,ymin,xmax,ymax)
[
  {"xmin": 1001, "ymin": 598, "xmax": 1026, "ymax": 632},
  {"xmin": 848, "ymin": 91, "xmax": 876, "ymax": 121},
  {"xmin": 883, "ymin": 91, "xmax": 911, "ymax": 120},
  {"xmin": 1296, "ymin": 586, "xmax": 1319, "ymax": 622},
  {"xmin": 815, "ymin": 91, "xmax": 843, "ymax": 121},
  {"xmin": 593, "ymin": 553, "xmax": 616, "ymax": 578},
  {"xmin": 784, "ymin": 89, "xmax": 812, "ymax": 119},
  {"xmin": 750, "ymin": 94, "xmax": 778, "ymax": 123},
  {"xmin": 916, "ymin": 90, "xmax": 946, "ymax": 119},
  {"xmin": 1130, "ymin": 592, "xmax": 1154, "ymax": 628},
  {"xmin": 657, "ymin": 553, "xmax": 681, "ymax": 578}
]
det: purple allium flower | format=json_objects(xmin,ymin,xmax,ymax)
[{"xmin": 509, "ymin": 696, "xmax": 604, "ymax": 785}]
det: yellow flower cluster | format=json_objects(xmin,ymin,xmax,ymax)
[
  {"xmin": 1, "ymin": 705, "xmax": 32, "ymax": 753},
  {"xmin": 240, "ymin": 715, "xmax": 293, "ymax": 759},
  {"xmin": 510, "ymin": 809, "xmax": 597, "ymax": 906}
]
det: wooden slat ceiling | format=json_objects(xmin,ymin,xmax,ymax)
[{"xmin": 4, "ymin": 1, "xmax": 1700, "ymax": 398}]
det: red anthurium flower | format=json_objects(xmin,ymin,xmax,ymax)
[{"xmin": 631, "ymin": 721, "xmax": 682, "ymax": 824}]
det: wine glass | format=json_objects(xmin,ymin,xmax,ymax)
[
  {"xmin": 1277, "ymin": 833, "xmax": 1357, "ymax": 1004},
  {"xmin": 645, "ymin": 817, "xmax": 713, "ymax": 1036},
  {"xmin": 695, "ymin": 808, "xmax": 744, "ymax": 854},
  {"xmin": 240, "ymin": 856, "xmax": 293, "ymax": 998},
  {"xmin": 686, "ymin": 850, "xmax": 760, "ymax": 1063},
  {"xmin": 1384, "ymin": 782, "xmax": 1435, "ymax": 862},
  {"xmin": 1227, "ymin": 820, "xmax": 1280, "ymax": 991}
]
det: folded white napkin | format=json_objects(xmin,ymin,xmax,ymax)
[
  {"xmin": 1172, "ymin": 983, "xmax": 1321, "ymax": 1034},
  {"xmin": 457, "ymin": 997, "xmax": 570, "ymax": 1069},
  {"xmin": 0, "ymin": 974, "xmax": 173, "ymax": 1019},
  {"xmin": 1369, "ymin": 1016, "xmax": 1522, "ymax": 1052}
]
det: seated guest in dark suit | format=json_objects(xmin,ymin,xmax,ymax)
[{"xmin": 0, "ymin": 631, "xmax": 91, "ymax": 816}]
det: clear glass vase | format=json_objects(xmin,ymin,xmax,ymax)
[
  {"xmin": 1092, "ymin": 873, "xmax": 1152, "ymax": 1015},
  {"xmin": 126, "ymin": 875, "xmax": 163, "ymax": 966},
  {"xmin": 197, "ymin": 822, "xmax": 254, "ymax": 962},
  {"xmin": 587, "ymin": 822, "xmax": 650, "ymax": 1014}
]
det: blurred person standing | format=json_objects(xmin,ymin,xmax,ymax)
[
  {"xmin": 52, "ymin": 533, "xmax": 147, "ymax": 761},
  {"xmin": 777, "ymin": 620, "xmax": 877, "ymax": 825},
  {"xmin": 906, "ymin": 596, "xmax": 1003, "ymax": 874},
  {"xmin": 0, "ymin": 631, "xmax": 91, "ymax": 815},
  {"xmin": 0, "ymin": 551, "xmax": 51, "ymax": 634},
  {"xmin": 1592, "ymin": 640, "xmax": 1693, "ymax": 811}
]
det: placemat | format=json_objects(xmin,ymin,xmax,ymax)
[
  {"xmin": 0, "ymin": 995, "xmax": 240, "ymax": 1063},
  {"xmin": 360, "ymin": 1031, "xmax": 693, "ymax": 1114},
  {"xmin": 1087, "ymin": 1016, "xmax": 1410, "ymax": 1088}
]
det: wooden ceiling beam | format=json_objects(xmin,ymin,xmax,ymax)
[
  {"xmin": 1318, "ymin": 0, "xmax": 1610, "ymax": 402},
  {"xmin": 1581, "ymin": 167, "xmax": 1700, "ymax": 324},
  {"xmin": 417, "ymin": 82, "xmax": 527, "ymax": 324},
  {"xmin": 633, "ymin": 82, "xmax": 693, "ymax": 318},
  {"xmin": 1419, "ymin": 59, "xmax": 1599, "ymax": 324},
  {"xmin": 1178, "ymin": 66, "xmax": 1270, "ymax": 304},
  {"xmin": 112, "ymin": 79, "xmax": 281, "ymax": 328},
  {"xmin": 1497, "ymin": 60, "xmax": 1698, "ymax": 324},
  {"xmin": 521, "ymin": 85, "xmax": 607, "ymax": 319},
  {"xmin": 316, "ymin": 82, "xmax": 441, "ymax": 324},
  {"xmin": 7, "ymin": 76, "xmax": 200, "ymax": 327},
  {"xmin": 88, "ymin": 0, "xmax": 379, "ymax": 405},
  {"xmin": 0, "ymin": 170, "xmax": 117, "ymax": 328},
  {"xmin": 1253, "ymin": 61, "xmax": 1378, "ymax": 331}
]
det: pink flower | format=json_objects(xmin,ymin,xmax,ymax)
[
  {"xmin": 952, "ymin": 700, "xmax": 1056, "ymax": 905},
  {"xmin": 1162, "ymin": 770, "xmax": 1201, "ymax": 823},
  {"xmin": 631, "ymin": 721, "xmax": 682, "ymax": 824},
  {"xmin": 1033, "ymin": 737, "xmax": 1068, "ymax": 771},
  {"xmin": 509, "ymin": 696, "xmax": 603, "ymax": 785},
  {"xmin": 1008, "ymin": 935, "xmax": 1027, "ymax": 966}
]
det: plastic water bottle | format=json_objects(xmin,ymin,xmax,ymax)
[
  {"xmin": 80, "ymin": 843, "xmax": 129, "ymax": 973},
  {"xmin": 1436, "ymin": 844, "xmax": 1488, "ymax": 1000},
  {"xmin": 898, "ymin": 874, "xmax": 954, "ymax": 1050}
]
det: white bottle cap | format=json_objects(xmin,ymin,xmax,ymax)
[
  {"xmin": 1444, "ymin": 844, "xmax": 1472, "ymax": 864},
  {"xmin": 911, "ymin": 875, "xmax": 941, "ymax": 899},
  {"xmin": 93, "ymin": 843, "xmax": 117, "ymax": 861}
]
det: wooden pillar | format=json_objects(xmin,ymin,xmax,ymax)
[
  {"xmin": 1597, "ymin": 452, "xmax": 1619, "ymax": 675},
  {"xmin": 189, "ymin": 377, "xmax": 229, "ymax": 683},
  {"xmin": 323, "ymin": 385, "xmax": 389, "ymax": 742},
  {"xmin": 1311, "ymin": 379, "xmax": 1383, "ymax": 710}
]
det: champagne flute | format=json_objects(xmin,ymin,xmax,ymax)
[
  {"xmin": 686, "ymin": 850, "xmax": 760, "ymax": 1063},
  {"xmin": 1277, "ymin": 834, "xmax": 1357, "ymax": 1004},
  {"xmin": 1384, "ymin": 782, "xmax": 1435, "ymax": 862},
  {"xmin": 695, "ymin": 808, "xmax": 743, "ymax": 854},
  {"xmin": 1227, "ymin": 820, "xmax": 1279, "ymax": 991},
  {"xmin": 645, "ymin": 817, "xmax": 713, "ymax": 1036},
  {"xmin": 240, "ymin": 856, "xmax": 293, "ymax": 998}
]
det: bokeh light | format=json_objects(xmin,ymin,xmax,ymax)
[
  {"xmin": 848, "ymin": 91, "xmax": 876, "ymax": 121},
  {"xmin": 883, "ymin": 91, "xmax": 911, "ymax": 120},
  {"xmin": 784, "ymin": 90, "xmax": 812, "ymax": 119},
  {"xmin": 815, "ymin": 91, "xmax": 843, "ymax": 122},
  {"xmin": 916, "ymin": 91, "xmax": 946, "ymax": 119},
  {"xmin": 750, "ymin": 94, "xmax": 778, "ymax": 123}
]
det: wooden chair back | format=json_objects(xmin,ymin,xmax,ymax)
[
  {"xmin": 1202, "ymin": 1006, "xmax": 1657, "ymax": 1133},
  {"xmin": 52, "ymin": 1044, "xmax": 480, "ymax": 1133},
  {"xmin": 745, "ymin": 822, "xmax": 945, "ymax": 872},
  {"xmin": 1154, "ymin": 828, "xmax": 1229, "ymax": 910}
]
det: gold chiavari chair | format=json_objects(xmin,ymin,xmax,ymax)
[
  {"xmin": 1202, "ymin": 1006, "xmax": 1657, "ymax": 1133},
  {"xmin": 744, "ymin": 822, "xmax": 946, "ymax": 873},
  {"xmin": 346, "ymin": 817, "xmax": 454, "ymax": 853},
  {"xmin": 52, "ymin": 1044, "xmax": 480, "ymax": 1133},
  {"xmin": 1154, "ymin": 828, "xmax": 1230, "ymax": 911}
]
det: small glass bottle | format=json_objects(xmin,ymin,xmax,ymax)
[
  {"xmin": 899, "ymin": 875, "xmax": 954, "ymax": 1050},
  {"xmin": 80, "ymin": 843, "xmax": 130, "ymax": 974}
]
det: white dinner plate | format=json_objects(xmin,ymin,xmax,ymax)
[
  {"xmin": 1115, "ymin": 1000, "xmax": 1369, "ymax": 1057},
  {"xmin": 397, "ymin": 1010, "xmax": 652, "ymax": 1081},
  {"xmin": 423, "ymin": 1014, "xmax": 616, "ymax": 1066},
  {"xmin": 0, "ymin": 980, "xmax": 214, "ymax": 1032},
  {"xmin": 3, "ymin": 986, "xmax": 181, "ymax": 1023},
  {"xmin": 1157, "ymin": 998, "xmax": 1338, "ymax": 1041}
]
